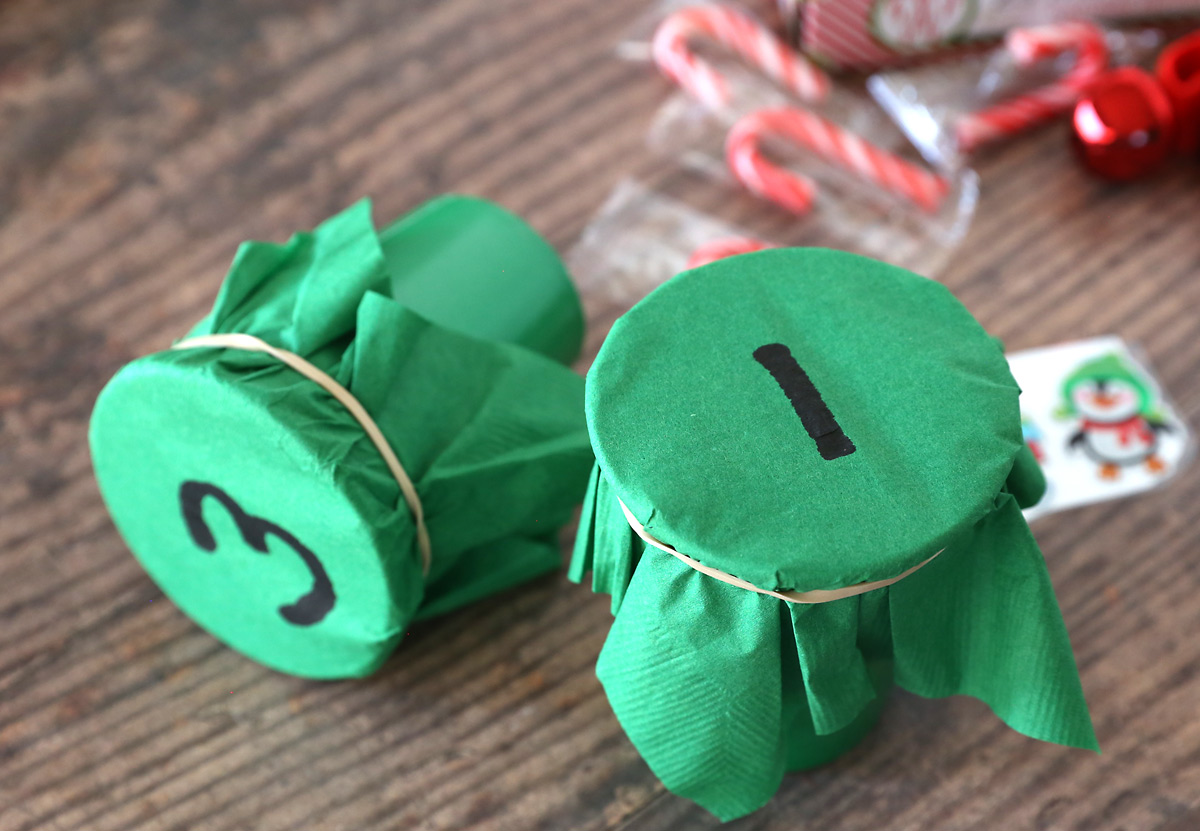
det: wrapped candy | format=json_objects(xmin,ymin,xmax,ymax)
[
  {"xmin": 570, "ymin": 248, "xmax": 1097, "ymax": 820},
  {"xmin": 90, "ymin": 197, "xmax": 595, "ymax": 679},
  {"xmin": 646, "ymin": 91, "xmax": 979, "ymax": 277},
  {"xmin": 867, "ymin": 22, "xmax": 1175, "ymax": 171}
]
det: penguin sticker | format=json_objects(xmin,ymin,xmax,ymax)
[
  {"xmin": 1021, "ymin": 414, "xmax": 1047, "ymax": 464},
  {"xmin": 1059, "ymin": 353, "xmax": 1174, "ymax": 480}
]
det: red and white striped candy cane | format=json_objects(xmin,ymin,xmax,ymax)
[
  {"xmin": 956, "ymin": 21, "xmax": 1109, "ymax": 153},
  {"xmin": 685, "ymin": 236, "xmax": 775, "ymax": 269},
  {"xmin": 652, "ymin": 4, "xmax": 830, "ymax": 110},
  {"xmin": 726, "ymin": 106, "xmax": 951, "ymax": 215}
]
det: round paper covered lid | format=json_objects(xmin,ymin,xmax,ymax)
[
  {"xmin": 586, "ymin": 248, "xmax": 1025, "ymax": 592},
  {"xmin": 90, "ymin": 351, "xmax": 419, "ymax": 679}
]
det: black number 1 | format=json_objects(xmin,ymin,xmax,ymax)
[{"xmin": 753, "ymin": 343, "xmax": 856, "ymax": 461}]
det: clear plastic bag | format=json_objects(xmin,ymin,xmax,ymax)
[
  {"xmin": 868, "ymin": 24, "xmax": 1166, "ymax": 170},
  {"xmin": 568, "ymin": 179, "xmax": 774, "ymax": 318},
  {"xmin": 647, "ymin": 91, "xmax": 978, "ymax": 277},
  {"xmin": 617, "ymin": 0, "xmax": 837, "ymax": 121},
  {"xmin": 616, "ymin": 0, "xmax": 784, "ymax": 62}
]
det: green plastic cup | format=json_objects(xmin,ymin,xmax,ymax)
[{"xmin": 378, "ymin": 194, "xmax": 583, "ymax": 364}]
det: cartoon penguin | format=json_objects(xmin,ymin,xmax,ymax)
[{"xmin": 1060, "ymin": 353, "xmax": 1173, "ymax": 480}]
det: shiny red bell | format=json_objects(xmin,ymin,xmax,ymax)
[
  {"xmin": 1156, "ymin": 30, "xmax": 1200, "ymax": 156},
  {"xmin": 1072, "ymin": 66, "xmax": 1176, "ymax": 181}
]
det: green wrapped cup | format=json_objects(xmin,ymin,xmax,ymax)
[
  {"xmin": 571, "ymin": 249, "xmax": 1097, "ymax": 821},
  {"xmin": 90, "ymin": 197, "xmax": 593, "ymax": 679}
]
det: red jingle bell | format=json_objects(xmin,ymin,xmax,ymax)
[
  {"xmin": 1072, "ymin": 66, "xmax": 1177, "ymax": 181},
  {"xmin": 1156, "ymin": 30, "xmax": 1200, "ymax": 156}
]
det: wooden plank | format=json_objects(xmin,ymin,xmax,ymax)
[{"xmin": 1, "ymin": 0, "xmax": 1199, "ymax": 829}]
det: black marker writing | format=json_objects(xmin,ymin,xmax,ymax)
[
  {"xmin": 179, "ymin": 481, "xmax": 335, "ymax": 625},
  {"xmin": 752, "ymin": 343, "xmax": 856, "ymax": 461}
]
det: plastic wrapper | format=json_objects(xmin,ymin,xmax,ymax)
[
  {"xmin": 616, "ymin": 1, "xmax": 846, "ymax": 121},
  {"xmin": 868, "ymin": 24, "xmax": 1168, "ymax": 170},
  {"xmin": 647, "ymin": 89, "xmax": 979, "ymax": 277},
  {"xmin": 570, "ymin": 248, "xmax": 1096, "ymax": 821},
  {"xmin": 617, "ymin": 0, "xmax": 784, "ymax": 63},
  {"xmin": 90, "ymin": 197, "xmax": 595, "ymax": 679},
  {"xmin": 567, "ymin": 178, "xmax": 775, "ymax": 321}
]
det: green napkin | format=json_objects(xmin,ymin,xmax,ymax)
[
  {"xmin": 571, "ymin": 248, "xmax": 1097, "ymax": 821},
  {"xmin": 90, "ymin": 196, "xmax": 594, "ymax": 679}
]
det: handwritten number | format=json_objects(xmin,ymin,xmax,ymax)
[
  {"xmin": 179, "ymin": 481, "xmax": 336, "ymax": 626},
  {"xmin": 753, "ymin": 343, "xmax": 856, "ymax": 461}
]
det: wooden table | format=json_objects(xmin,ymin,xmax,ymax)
[{"xmin": 3, "ymin": 1, "xmax": 1200, "ymax": 828}]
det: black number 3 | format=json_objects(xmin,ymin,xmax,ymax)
[{"xmin": 179, "ymin": 481, "xmax": 336, "ymax": 626}]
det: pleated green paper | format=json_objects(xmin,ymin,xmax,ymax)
[
  {"xmin": 91, "ymin": 197, "xmax": 594, "ymax": 679},
  {"xmin": 570, "ymin": 248, "xmax": 1097, "ymax": 821}
]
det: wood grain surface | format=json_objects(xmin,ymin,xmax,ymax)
[{"xmin": 2, "ymin": 1, "xmax": 1200, "ymax": 829}]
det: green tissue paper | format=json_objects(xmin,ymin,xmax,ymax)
[
  {"xmin": 90, "ymin": 196, "xmax": 594, "ymax": 679},
  {"xmin": 571, "ymin": 248, "xmax": 1097, "ymax": 821}
]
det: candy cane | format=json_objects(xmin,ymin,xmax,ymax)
[
  {"xmin": 956, "ymin": 21, "xmax": 1109, "ymax": 153},
  {"xmin": 726, "ymin": 106, "xmax": 951, "ymax": 215},
  {"xmin": 685, "ymin": 236, "xmax": 775, "ymax": 269},
  {"xmin": 652, "ymin": 4, "xmax": 830, "ymax": 110}
]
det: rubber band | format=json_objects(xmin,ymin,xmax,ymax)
[
  {"xmin": 617, "ymin": 497, "xmax": 940, "ymax": 604},
  {"xmin": 172, "ymin": 333, "xmax": 433, "ymax": 576}
]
